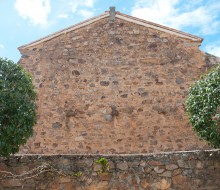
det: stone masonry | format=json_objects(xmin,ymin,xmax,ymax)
[
  {"xmin": 18, "ymin": 10, "xmax": 219, "ymax": 154},
  {"xmin": 0, "ymin": 150, "xmax": 219, "ymax": 189}
]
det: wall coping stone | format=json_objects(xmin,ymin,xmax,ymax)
[{"xmin": 1, "ymin": 149, "xmax": 219, "ymax": 161}]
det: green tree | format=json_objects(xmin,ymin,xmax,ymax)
[
  {"xmin": 186, "ymin": 64, "xmax": 220, "ymax": 148},
  {"xmin": 0, "ymin": 58, "xmax": 36, "ymax": 157}
]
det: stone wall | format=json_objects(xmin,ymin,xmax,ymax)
[
  {"xmin": 0, "ymin": 150, "xmax": 219, "ymax": 189},
  {"xmin": 18, "ymin": 16, "xmax": 216, "ymax": 154}
]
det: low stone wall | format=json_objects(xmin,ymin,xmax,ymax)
[{"xmin": 0, "ymin": 150, "xmax": 219, "ymax": 190}]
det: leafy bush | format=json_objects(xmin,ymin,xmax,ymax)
[
  {"xmin": 186, "ymin": 64, "xmax": 220, "ymax": 148},
  {"xmin": 0, "ymin": 58, "xmax": 36, "ymax": 157}
]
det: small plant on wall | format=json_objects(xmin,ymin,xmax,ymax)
[
  {"xmin": 186, "ymin": 64, "xmax": 220, "ymax": 148},
  {"xmin": 0, "ymin": 58, "xmax": 36, "ymax": 157},
  {"xmin": 95, "ymin": 157, "xmax": 110, "ymax": 174}
]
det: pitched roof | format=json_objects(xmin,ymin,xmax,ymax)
[{"xmin": 18, "ymin": 10, "xmax": 203, "ymax": 50}]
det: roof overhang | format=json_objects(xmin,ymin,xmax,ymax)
[
  {"xmin": 116, "ymin": 12, "xmax": 203, "ymax": 42},
  {"xmin": 18, "ymin": 11, "xmax": 203, "ymax": 50}
]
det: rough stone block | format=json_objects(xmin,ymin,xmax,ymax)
[
  {"xmin": 166, "ymin": 164, "xmax": 178, "ymax": 170},
  {"xmin": 59, "ymin": 176, "xmax": 71, "ymax": 183},
  {"xmin": 154, "ymin": 166, "xmax": 165, "ymax": 174},
  {"xmin": 117, "ymin": 162, "xmax": 128, "ymax": 171},
  {"xmin": 172, "ymin": 175, "xmax": 187, "ymax": 184},
  {"xmin": 152, "ymin": 179, "xmax": 171, "ymax": 190}
]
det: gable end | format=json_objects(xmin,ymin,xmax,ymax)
[{"xmin": 18, "ymin": 10, "xmax": 203, "ymax": 50}]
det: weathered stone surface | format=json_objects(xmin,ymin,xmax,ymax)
[
  {"xmin": 86, "ymin": 178, "xmax": 93, "ymax": 185},
  {"xmin": 160, "ymin": 179, "xmax": 171, "ymax": 190},
  {"xmin": 75, "ymin": 136, "xmax": 84, "ymax": 142},
  {"xmin": 177, "ymin": 160, "xmax": 185, "ymax": 168},
  {"xmin": 166, "ymin": 164, "xmax": 178, "ymax": 170},
  {"xmin": 87, "ymin": 181, "xmax": 108, "ymax": 190},
  {"xmin": 214, "ymin": 160, "xmax": 220, "ymax": 168},
  {"xmin": 2, "ymin": 179, "xmax": 22, "ymax": 187},
  {"xmin": 0, "ymin": 163, "xmax": 8, "ymax": 171},
  {"xmin": 52, "ymin": 122, "xmax": 62, "ymax": 129},
  {"xmin": 59, "ymin": 176, "xmax": 71, "ymax": 183},
  {"xmin": 172, "ymin": 168, "xmax": 182, "ymax": 176},
  {"xmin": 65, "ymin": 109, "xmax": 76, "ymax": 117},
  {"xmin": 57, "ymin": 159, "xmax": 71, "ymax": 171},
  {"xmin": 18, "ymin": 12, "xmax": 212, "ymax": 155},
  {"xmin": 99, "ymin": 172, "xmax": 111, "ymax": 181},
  {"xmin": 117, "ymin": 162, "xmax": 128, "ymax": 170},
  {"xmin": 100, "ymin": 81, "xmax": 110, "ymax": 86},
  {"xmin": 72, "ymin": 70, "xmax": 80, "ymax": 76},
  {"xmin": 172, "ymin": 175, "xmax": 187, "ymax": 184},
  {"xmin": 160, "ymin": 171, "xmax": 172, "ymax": 177},
  {"xmin": 93, "ymin": 164, "xmax": 102, "ymax": 172},
  {"xmin": 152, "ymin": 179, "xmax": 171, "ymax": 190},
  {"xmin": 175, "ymin": 77, "xmax": 184, "ymax": 84},
  {"xmin": 154, "ymin": 166, "xmax": 165, "ymax": 173},
  {"xmin": 196, "ymin": 161, "xmax": 204, "ymax": 169},
  {"xmin": 141, "ymin": 179, "xmax": 150, "ymax": 188},
  {"xmin": 193, "ymin": 178, "xmax": 203, "ymax": 186},
  {"xmin": 0, "ymin": 150, "xmax": 219, "ymax": 189},
  {"xmin": 14, "ymin": 166, "xmax": 29, "ymax": 175},
  {"xmin": 148, "ymin": 161, "xmax": 164, "ymax": 166},
  {"xmin": 182, "ymin": 169, "xmax": 192, "ymax": 176},
  {"xmin": 105, "ymin": 114, "xmax": 113, "ymax": 121}
]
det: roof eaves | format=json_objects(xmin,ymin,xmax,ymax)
[
  {"xmin": 18, "ymin": 10, "xmax": 203, "ymax": 50},
  {"xmin": 116, "ymin": 12, "xmax": 203, "ymax": 42},
  {"xmin": 18, "ymin": 12, "xmax": 109, "ymax": 50}
]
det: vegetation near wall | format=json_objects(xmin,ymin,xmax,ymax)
[
  {"xmin": 186, "ymin": 64, "xmax": 220, "ymax": 148},
  {"xmin": 0, "ymin": 58, "xmax": 36, "ymax": 157}
]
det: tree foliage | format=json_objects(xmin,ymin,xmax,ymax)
[
  {"xmin": 186, "ymin": 64, "xmax": 220, "ymax": 148},
  {"xmin": 0, "ymin": 58, "xmax": 36, "ymax": 157}
]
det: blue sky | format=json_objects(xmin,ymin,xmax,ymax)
[{"xmin": 0, "ymin": 0, "xmax": 220, "ymax": 62}]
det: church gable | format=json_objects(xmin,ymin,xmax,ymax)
[
  {"xmin": 18, "ymin": 8, "xmax": 208, "ymax": 154},
  {"xmin": 19, "ymin": 7, "xmax": 202, "ymax": 50}
]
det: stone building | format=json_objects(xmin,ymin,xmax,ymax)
[{"xmin": 18, "ymin": 7, "xmax": 219, "ymax": 154}]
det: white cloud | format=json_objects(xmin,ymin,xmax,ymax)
[
  {"xmin": 69, "ymin": 0, "xmax": 96, "ymax": 13},
  {"xmin": 78, "ymin": 9, "xmax": 94, "ymax": 19},
  {"xmin": 84, "ymin": 0, "xmax": 96, "ymax": 7},
  {"xmin": 131, "ymin": 0, "xmax": 220, "ymax": 35},
  {"xmin": 57, "ymin": 14, "xmax": 68, "ymax": 19},
  {"xmin": 0, "ymin": 44, "xmax": 4, "ymax": 49},
  {"xmin": 205, "ymin": 42, "xmax": 220, "ymax": 57},
  {"xmin": 55, "ymin": 0, "xmax": 96, "ymax": 20},
  {"xmin": 15, "ymin": 0, "xmax": 51, "ymax": 26}
]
